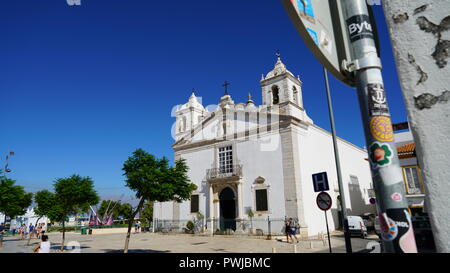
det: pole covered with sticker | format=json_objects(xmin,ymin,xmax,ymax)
[{"xmin": 343, "ymin": 0, "xmax": 417, "ymax": 253}]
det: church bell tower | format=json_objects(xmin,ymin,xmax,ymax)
[{"xmin": 260, "ymin": 55, "xmax": 304, "ymax": 109}]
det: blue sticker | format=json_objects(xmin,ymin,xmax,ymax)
[
  {"xmin": 307, "ymin": 28, "xmax": 319, "ymax": 46},
  {"xmin": 297, "ymin": 0, "xmax": 314, "ymax": 18}
]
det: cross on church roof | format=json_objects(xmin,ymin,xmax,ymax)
[
  {"xmin": 223, "ymin": 81, "xmax": 230, "ymax": 95},
  {"xmin": 276, "ymin": 50, "xmax": 280, "ymax": 59}
]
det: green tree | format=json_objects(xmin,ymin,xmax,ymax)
[
  {"xmin": 53, "ymin": 174, "xmax": 100, "ymax": 251},
  {"xmin": 140, "ymin": 201, "xmax": 153, "ymax": 228},
  {"xmin": 27, "ymin": 190, "xmax": 57, "ymax": 245},
  {"xmin": 97, "ymin": 200, "xmax": 121, "ymax": 220},
  {"xmin": 0, "ymin": 177, "xmax": 33, "ymax": 225},
  {"xmin": 122, "ymin": 149, "xmax": 196, "ymax": 253},
  {"xmin": 119, "ymin": 203, "xmax": 132, "ymax": 222},
  {"xmin": 97, "ymin": 200, "xmax": 133, "ymax": 224}
]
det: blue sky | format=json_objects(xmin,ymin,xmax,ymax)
[{"xmin": 0, "ymin": 0, "xmax": 407, "ymax": 198}]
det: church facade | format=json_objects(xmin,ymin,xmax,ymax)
[{"xmin": 154, "ymin": 57, "xmax": 375, "ymax": 236}]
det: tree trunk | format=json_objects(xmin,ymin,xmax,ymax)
[
  {"xmin": 123, "ymin": 198, "xmax": 145, "ymax": 253},
  {"xmin": 61, "ymin": 221, "xmax": 65, "ymax": 251},
  {"xmin": 27, "ymin": 216, "xmax": 42, "ymax": 246}
]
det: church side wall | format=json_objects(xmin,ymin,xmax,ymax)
[
  {"xmin": 297, "ymin": 125, "xmax": 374, "ymax": 236},
  {"xmin": 178, "ymin": 148, "xmax": 215, "ymax": 221},
  {"xmin": 154, "ymin": 148, "xmax": 213, "ymax": 222},
  {"xmin": 235, "ymin": 133, "xmax": 286, "ymax": 231}
]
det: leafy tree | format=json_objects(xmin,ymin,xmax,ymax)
[
  {"xmin": 97, "ymin": 200, "xmax": 133, "ymax": 224},
  {"xmin": 119, "ymin": 203, "xmax": 132, "ymax": 222},
  {"xmin": 140, "ymin": 201, "xmax": 153, "ymax": 227},
  {"xmin": 97, "ymin": 200, "xmax": 121, "ymax": 220},
  {"xmin": 122, "ymin": 149, "xmax": 196, "ymax": 253},
  {"xmin": 53, "ymin": 174, "xmax": 100, "ymax": 251},
  {"xmin": 27, "ymin": 190, "xmax": 57, "ymax": 245},
  {"xmin": 0, "ymin": 177, "xmax": 33, "ymax": 225}
]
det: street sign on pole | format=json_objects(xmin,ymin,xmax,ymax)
[
  {"xmin": 281, "ymin": 0, "xmax": 355, "ymax": 87},
  {"xmin": 312, "ymin": 172, "xmax": 329, "ymax": 192},
  {"xmin": 316, "ymin": 192, "xmax": 332, "ymax": 211},
  {"xmin": 341, "ymin": 0, "xmax": 418, "ymax": 253},
  {"xmin": 316, "ymin": 192, "xmax": 333, "ymax": 253}
]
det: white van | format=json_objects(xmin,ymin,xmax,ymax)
[{"xmin": 347, "ymin": 216, "xmax": 368, "ymax": 238}]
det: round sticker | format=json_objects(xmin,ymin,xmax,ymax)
[
  {"xmin": 370, "ymin": 116, "xmax": 394, "ymax": 142},
  {"xmin": 391, "ymin": 193, "xmax": 403, "ymax": 202},
  {"xmin": 380, "ymin": 213, "xmax": 398, "ymax": 241},
  {"xmin": 369, "ymin": 142, "xmax": 394, "ymax": 168}
]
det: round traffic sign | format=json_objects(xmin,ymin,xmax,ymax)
[{"xmin": 316, "ymin": 192, "xmax": 332, "ymax": 211}]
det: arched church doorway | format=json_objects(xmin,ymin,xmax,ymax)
[{"xmin": 219, "ymin": 187, "xmax": 236, "ymax": 231}]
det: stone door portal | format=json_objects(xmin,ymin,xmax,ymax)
[{"xmin": 219, "ymin": 187, "xmax": 236, "ymax": 231}]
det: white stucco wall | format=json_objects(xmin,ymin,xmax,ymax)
[
  {"xmin": 177, "ymin": 147, "xmax": 214, "ymax": 219},
  {"xmin": 394, "ymin": 131, "xmax": 414, "ymax": 146},
  {"xmin": 156, "ymin": 133, "xmax": 287, "ymax": 223},
  {"xmin": 235, "ymin": 133, "xmax": 285, "ymax": 220},
  {"xmin": 399, "ymin": 157, "xmax": 418, "ymax": 167},
  {"xmin": 383, "ymin": 0, "xmax": 450, "ymax": 252},
  {"xmin": 298, "ymin": 125, "xmax": 374, "ymax": 235}
]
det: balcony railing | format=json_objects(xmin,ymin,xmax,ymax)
[{"xmin": 206, "ymin": 164, "xmax": 243, "ymax": 180}]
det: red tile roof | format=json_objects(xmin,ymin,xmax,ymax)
[{"xmin": 397, "ymin": 142, "xmax": 416, "ymax": 159}]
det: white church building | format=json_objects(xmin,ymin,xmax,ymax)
[{"xmin": 154, "ymin": 57, "xmax": 375, "ymax": 236}]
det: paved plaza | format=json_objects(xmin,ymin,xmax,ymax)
[{"xmin": 0, "ymin": 231, "xmax": 380, "ymax": 253}]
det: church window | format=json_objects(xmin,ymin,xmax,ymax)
[
  {"xmin": 293, "ymin": 86, "xmax": 298, "ymax": 103},
  {"xmin": 255, "ymin": 189, "xmax": 268, "ymax": 211},
  {"xmin": 218, "ymin": 146, "xmax": 233, "ymax": 174},
  {"xmin": 349, "ymin": 175, "xmax": 359, "ymax": 185},
  {"xmin": 182, "ymin": 116, "xmax": 187, "ymax": 131},
  {"xmin": 190, "ymin": 194, "xmax": 199, "ymax": 213},
  {"xmin": 272, "ymin": 85, "xmax": 280, "ymax": 105},
  {"xmin": 402, "ymin": 166, "xmax": 423, "ymax": 194}
]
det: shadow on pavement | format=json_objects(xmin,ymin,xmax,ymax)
[
  {"xmin": 104, "ymin": 249, "xmax": 171, "ymax": 253},
  {"xmin": 50, "ymin": 244, "xmax": 92, "ymax": 250}
]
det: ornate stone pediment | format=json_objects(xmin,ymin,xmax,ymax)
[{"xmin": 254, "ymin": 176, "xmax": 265, "ymax": 184}]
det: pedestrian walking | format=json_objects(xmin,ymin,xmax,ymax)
[
  {"xmin": 28, "ymin": 223, "xmax": 34, "ymax": 239},
  {"xmin": 285, "ymin": 218, "xmax": 292, "ymax": 243},
  {"xmin": 36, "ymin": 224, "xmax": 42, "ymax": 239},
  {"xmin": 289, "ymin": 218, "xmax": 300, "ymax": 244},
  {"xmin": 0, "ymin": 222, "xmax": 5, "ymax": 248},
  {"xmin": 19, "ymin": 224, "xmax": 26, "ymax": 240},
  {"xmin": 134, "ymin": 220, "xmax": 141, "ymax": 233},
  {"xmin": 10, "ymin": 223, "xmax": 17, "ymax": 236},
  {"xmin": 33, "ymin": 235, "xmax": 51, "ymax": 253}
]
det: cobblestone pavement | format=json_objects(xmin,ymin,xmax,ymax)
[{"xmin": 0, "ymin": 231, "xmax": 380, "ymax": 253}]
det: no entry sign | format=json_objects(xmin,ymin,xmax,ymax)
[{"xmin": 316, "ymin": 192, "xmax": 332, "ymax": 211}]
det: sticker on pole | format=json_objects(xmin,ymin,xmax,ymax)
[
  {"xmin": 346, "ymin": 14, "xmax": 374, "ymax": 42},
  {"xmin": 316, "ymin": 192, "xmax": 332, "ymax": 211}
]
